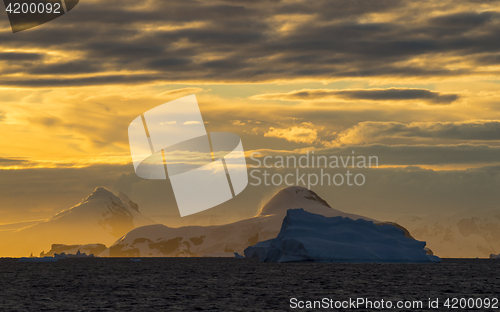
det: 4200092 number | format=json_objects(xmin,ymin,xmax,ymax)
[{"xmin": 6, "ymin": 2, "xmax": 61, "ymax": 14}]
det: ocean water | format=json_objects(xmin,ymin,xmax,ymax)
[{"xmin": 0, "ymin": 258, "xmax": 499, "ymax": 311}]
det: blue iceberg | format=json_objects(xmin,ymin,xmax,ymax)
[{"xmin": 245, "ymin": 209, "xmax": 441, "ymax": 263}]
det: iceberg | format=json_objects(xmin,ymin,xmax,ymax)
[
  {"xmin": 246, "ymin": 209, "xmax": 441, "ymax": 263},
  {"xmin": 244, "ymin": 239, "xmax": 273, "ymax": 259}
]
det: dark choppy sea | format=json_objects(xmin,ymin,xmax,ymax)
[{"xmin": 0, "ymin": 258, "xmax": 499, "ymax": 311}]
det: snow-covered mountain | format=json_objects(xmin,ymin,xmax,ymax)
[
  {"xmin": 397, "ymin": 208, "xmax": 500, "ymax": 258},
  {"xmin": 101, "ymin": 187, "xmax": 382, "ymax": 257},
  {"xmin": 2, "ymin": 187, "xmax": 155, "ymax": 256},
  {"xmin": 245, "ymin": 209, "xmax": 440, "ymax": 263}
]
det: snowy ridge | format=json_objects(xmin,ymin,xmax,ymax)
[
  {"xmin": 258, "ymin": 186, "xmax": 372, "ymax": 220},
  {"xmin": 247, "ymin": 209, "xmax": 440, "ymax": 263}
]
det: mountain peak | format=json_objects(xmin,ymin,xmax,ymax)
[
  {"xmin": 79, "ymin": 187, "xmax": 141, "ymax": 214},
  {"xmin": 258, "ymin": 186, "xmax": 331, "ymax": 216},
  {"xmin": 15, "ymin": 187, "xmax": 156, "ymax": 256},
  {"xmin": 93, "ymin": 186, "xmax": 112, "ymax": 194},
  {"xmin": 83, "ymin": 187, "xmax": 119, "ymax": 203}
]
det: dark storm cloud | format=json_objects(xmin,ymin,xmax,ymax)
[
  {"xmin": 0, "ymin": 74, "xmax": 162, "ymax": 87},
  {"xmin": 0, "ymin": 52, "xmax": 44, "ymax": 61},
  {"xmin": 334, "ymin": 121, "xmax": 500, "ymax": 145},
  {"xmin": 29, "ymin": 61, "xmax": 103, "ymax": 75},
  {"xmin": 253, "ymin": 88, "xmax": 460, "ymax": 105},
  {"xmin": 0, "ymin": 157, "xmax": 27, "ymax": 165},
  {"xmin": 383, "ymin": 121, "xmax": 500, "ymax": 140},
  {"xmin": 335, "ymin": 89, "xmax": 459, "ymax": 104},
  {"xmin": 252, "ymin": 144, "xmax": 500, "ymax": 166},
  {"xmin": 325, "ymin": 144, "xmax": 500, "ymax": 166},
  {"xmin": 429, "ymin": 11, "xmax": 499, "ymax": 29},
  {"xmin": 2, "ymin": 0, "xmax": 500, "ymax": 86}
]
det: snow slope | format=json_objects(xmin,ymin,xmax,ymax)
[
  {"xmin": 397, "ymin": 208, "xmax": 500, "ymax": 258},
  {"xmin": 3, "ymin": 187, "xmax": 156, "ymax": 256},
  {"xmin": 246, "ymin": 209, "xmax": 440, "ymax": 263},
  {"xmin": 101, "ymin": 187, "xmax": 382, "ymax": 257}
]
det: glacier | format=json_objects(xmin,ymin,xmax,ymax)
[{"xmin": 245, "ymin": 209, "xmax": 441, "ymax": 263}]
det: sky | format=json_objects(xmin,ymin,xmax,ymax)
[{"xmin": 2, "ymin": 0, "xmax": 500, "ymax": 226}]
